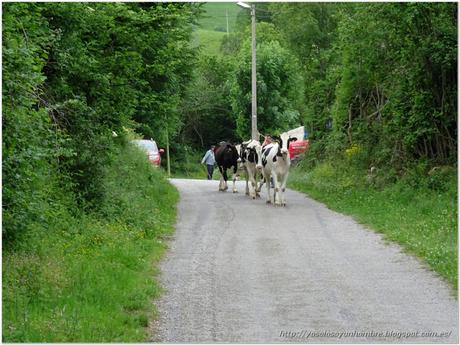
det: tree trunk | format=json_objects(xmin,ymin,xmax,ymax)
[{"xmin": 347, "ymin": 104, "xmax": 353, "ymax": 145}]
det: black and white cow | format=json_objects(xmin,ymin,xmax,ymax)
[
  {"xmin": 239, "ymin": 139, "xmax": 262, "ymax": 199},
  {"xmin": 234, "ymin": 144, "xmax": 246, "ymax": 180},
  {"xmin": 214, "ymin": 141, "xmax": 240, "ymax": 192},
  {"xmin": 257, "ymin": 133, "xmax": 297, "ymax": 205}
]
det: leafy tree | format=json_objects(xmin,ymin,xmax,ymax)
[
  {"xmin": 2, "ymin": 3, "xmax": 62, "ymax": 243},
  {"xmin": 269, "ymin": 2, "xmax": 456, "ymax": 168},
  {"xmin": 270, "ymin": 3, "xmax": 339, "ymax": 140},
  {"xmin": 128, "ymin": 3, "xmax": 199, "ymax": 145},
  {"xmin": 2, "ymin": 2, "xmax": 200, "ymax": 243},
  {"xmin": 180, "ymin": 55, "xmax": 236, "ymax": 148},
  {"xmin": 332, "ymin": 3, "xmax": 457, "ymax": 165},
  {"xmin": 38, "ymin": 3, "xmax": 198, "ymax": 206},
  {"xmin": 230, "ymin": 33, "xmax": 304, "ymax": 139}
]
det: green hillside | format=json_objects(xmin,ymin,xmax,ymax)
[
  {"xmin": 193, "ymin": 2, "xmax": 243, "ymax": 56},
  {"xmin": 198, "ymin": 2, "xmax": 241, "ymax": 33}
]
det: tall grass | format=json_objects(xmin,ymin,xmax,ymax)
[
  {"xmin": 3, "ymin": 143, "xmax": 179, "ymax": 342},
  {"xmin": 289, "ymin": 157, "xmax": 458, "ymax": 291}
]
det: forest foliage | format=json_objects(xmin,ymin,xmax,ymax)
[
  {"xmin": 185, "ymin": 2, "xmax": 456, "ymax": 169},
  {"xmin": 3, "ymin": 2, "xmax": 200, "ymax": 245}
]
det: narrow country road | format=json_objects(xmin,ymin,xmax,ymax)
[{"xmin": 152, "ymin": 179, "xmax": 458, "ymax": 343}]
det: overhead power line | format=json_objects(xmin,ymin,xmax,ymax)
[{"xmin": 200, "ymin": 15, "xmax": 272, "ymax": 19}]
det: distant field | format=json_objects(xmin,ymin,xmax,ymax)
[
  {"xmin": 194, "ymin": 2, "xmax": 242, "ymax": 56},
  {"xmin": 198, "ymin": 2, "xmax": 240, "ymax": 33},
  {"xmin": 193, "ymin": 29, "xmax": 227, "ymax": 56}
]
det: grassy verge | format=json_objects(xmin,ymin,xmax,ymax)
[
  {"xmin": 289, "ymin": 158, "xmax": 457, "ymax": 291},
  {"xmin": 3, "ymin": 144, "xmax": 179, "ymax": 342}
]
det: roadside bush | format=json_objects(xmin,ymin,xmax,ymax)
[{"xmin": 2, "ymin": 3, "xmax": 61, "ymax": 245}]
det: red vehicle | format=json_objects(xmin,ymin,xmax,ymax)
[
  {"xmin": 284, "ymin": 126, "xmax": 310, "ymax": 162},
  {"xmin": 132, "ymin": 139, "xmax": 165, "ymax": 166},
  {"xmin": 289, "ymin": 138, "xmax": 310, "ymax": 160}
]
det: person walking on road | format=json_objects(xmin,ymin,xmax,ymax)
[{"xmin": 201, "ymin": 145, "xmax": 216, "ymax": 180}]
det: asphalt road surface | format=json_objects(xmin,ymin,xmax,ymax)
[{"xmin": 152, "ymin": 179, "xmax": 458, "ymax": 343}]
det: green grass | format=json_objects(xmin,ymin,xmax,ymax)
[
  {"xmin": 193, "ymin": 29, "xmax": 227, "ymax": 56},
  {"xmin": 3, "ymin": 143, "xmax": 179, "ymax": 342},
  {"xmin": 289, "ymin": 159, "xmax": 458, "ymax": 291}
]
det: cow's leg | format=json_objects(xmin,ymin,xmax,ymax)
[
  {"xmin": 249, "ymin": 165, "xmax": 258, "ymax": 199},
  {"xmin": 232, "ymin": 173, "xmax": 238, "ymax": 193},
  {"xmin": 223, "ymin": 168, "xmax": 228, "ymax": 191},
  {"xmin": 246, "ymin": 165, "xmax": 252, "ymax": 197},
  {"xmin": 273, "ymin": 171, "xmax": 281, "ymax": 206},
  {"xmin": 246, "ymin": 165, "xmax": 254, "ymax": 199},
  {"xmin": 245, "ymin": 167, "xmax": 250, "ymax": 195},
  {"xmin": 257, "ymin": 176, "xmax": 265, "ymax": 193},
  {"xmin": 250, "ymin": 178, "xmax": 257, "ymax": 199},
  {"xmin": 264, "ymin": 171, "xmax": 272, "ymax": 204},
  {"xmin": 232, "ymin": 165, "xmax": 238, "ymax": 193},
  {"xmin": 218, "ymin": 166, "xmax": 224, "ymax": 191},
  {"xmin": 255, "ymin": 171, "xmax": 261, "ymax": 198},
  {"xmin": 280, "ymin": 171, "xmax": 289, "ymax": 206}
]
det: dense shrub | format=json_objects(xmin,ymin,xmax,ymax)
[
  {"xmin": 2, "ymin": 2, "xmax": 198, "ymax": 246},
  {"xmin": 2, "ymin": 3, "xmax": 62, "ymax": 243}
]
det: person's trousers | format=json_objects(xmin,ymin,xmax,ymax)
[{"xmin": 206, "ymin": 164, "xmax": 214, "ymax": 180}]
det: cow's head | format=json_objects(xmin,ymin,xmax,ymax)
[
  {"xmin": 215, "ymin": 142, "xmax": 239, "ymax": 163},
  {"xmin": 240, "ymin": 140, "xmax": 261, "ymax": 164},
  {"xmin": 235, "ymin": 144, "xmax": 242, "ymax": 163},
  {"xmin": 226, "ymin": 144, "xmax": 238, "ymax": 161},
  {"xmin": 246, "ymin": 140, "xmax": 261, "ymax": 163},
  {"xmin": 239, "ymin": 143, "xmax": 247, "ymax": 163},
  {"xmin": 279, "ymin": 133, "xmax": 297, "ymax": 155}
]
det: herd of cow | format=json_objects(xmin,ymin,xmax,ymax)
[{"xmin": 213, "ymin": 132, "xmax": 297, "ymax": 206}]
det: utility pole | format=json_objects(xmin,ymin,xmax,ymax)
[
  {"xmin": 226, "ymin": 9, "xmax": 229, "ymax": 35},
  {"xmin": 237, "ymin": 2, "xmax": 258, "ymax": 141},
  {"xmin": 250, "ymin": 4, "xmax": 257, "ymax": 141}
]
